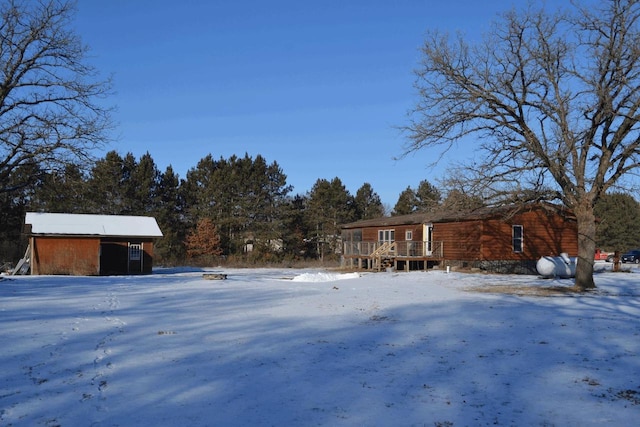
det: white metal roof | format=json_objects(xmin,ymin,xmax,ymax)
[{"xmin": 25, "ymin": 212, "xmax": 163, "ymax": 238}]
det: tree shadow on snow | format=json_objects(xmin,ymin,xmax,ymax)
[{"xmin": 1, "ymin": 274, "xmax": 639, "ymax": 426}]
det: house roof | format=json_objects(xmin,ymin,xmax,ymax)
[
  {"xmin": 341, "ymin": 202, "xmax": 575, "ymax": 229},
  {"xmin": 24, "ymin": 212, "xmax": 163, "ymax": 238}
]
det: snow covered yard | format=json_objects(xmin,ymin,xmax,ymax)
[{"xmin": 1, "ymin": 267, "xmax": 639, "ymax": 426}]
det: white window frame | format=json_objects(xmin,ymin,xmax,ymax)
[
  {"xmin": 378, "ymin": 229, "xmax": 395, "ymax": 242},
  {"xmin": 405, "ymin": 230, "xmax": 413, "ymax": 241},
  {"xmin": 424, "ymin": 224, "xmax": 433, "ymax": 255},
  {"xmin": 129, "ymin": 243, "xmax": 142, "ymax": 261},
  {"xmin": 512, "ymin": 225, "xmax": 523, "ymax": 253}
]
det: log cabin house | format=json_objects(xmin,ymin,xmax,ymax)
[
  {"xmin": 341, "ymin": 203, "xmax": 578, "ymax": 274},
  {"xmin": 23, "ymin": 212, "xmax": 163, "ymax": 276}
]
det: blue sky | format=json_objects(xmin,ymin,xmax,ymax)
[{"xmin": 74, "ymin": 0, "xmax": 516, "ymax": 207}]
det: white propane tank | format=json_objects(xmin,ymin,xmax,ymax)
[{"xmin": 536, "ymin": 253, "xmax": 577, "ymax": 278}]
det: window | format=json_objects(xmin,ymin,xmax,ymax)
[
  {"xmin": 512, "ymin": 225, "xmax": 523, "ymax": 253},
  {"xmin": 129, "ymin": 243, "xmax": 142, "ymax": 261},
  {"xmin": 378, "ymin": 229, "xmax": 395, "ymax": 242},
  {"xmin": 405, "ymin": 230, "xmax": 413, "ymax": 241}
]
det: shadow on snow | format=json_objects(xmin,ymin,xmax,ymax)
[{"xmin": 0, "ymin": 271, "xmax": 639, "ymax": 426}]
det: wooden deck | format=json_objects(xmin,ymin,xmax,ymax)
[{"xmin": 342, "ymin": 241, "xmax": 444, "ymax": 271}]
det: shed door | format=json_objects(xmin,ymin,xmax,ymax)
[
  {"xmin": 128, "ymin": 243, "xmax": 143, "ymax": 274},
  {"xmin": 100, "ymin": 242, "xmax": 128, "ymax": 275}
]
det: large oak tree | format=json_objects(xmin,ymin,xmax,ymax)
[{"xmin": 404, "ymin": 0, "xmax": 640, "ymax": 290}]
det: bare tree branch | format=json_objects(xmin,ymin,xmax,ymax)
[
  {"xmin": 0, "ymin": 0, "xmax": 113, "ymax": 193},
  {"xmin": 403, "ymin": 0, "xmax": 640, "ymax": 290}
]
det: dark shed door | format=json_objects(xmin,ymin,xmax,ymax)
[{"xmin": 100, "ymin": 242, "xmax": 128, "ymax": 275}]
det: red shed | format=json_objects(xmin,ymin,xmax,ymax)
[
  {"xmin": 23, "ymin": 212, "xmax": 163, "ymax": 276},
  {"xmin": 341, "ymin": 202, "xmax": 578, "ymax": 274}
]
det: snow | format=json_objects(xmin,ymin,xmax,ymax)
[
  {"xmin": 24, "ymin": 212, "xmax": 163, "ymax": 237},
  {"xmin": 292, "ymin": 271, "xmax": 361, "ymax": 282},
  {"xmin": 1, "ymin": 266, "xmax": 639, "ymax": 426}
]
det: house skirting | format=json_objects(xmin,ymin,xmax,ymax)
[{"xmin": 342, "ymin": 255, "xmax": 538, "ymax": 275}]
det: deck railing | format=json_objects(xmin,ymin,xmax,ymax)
[{"xmin": 343, "ymin": 241, "xmax": 443, "ymax": 258}]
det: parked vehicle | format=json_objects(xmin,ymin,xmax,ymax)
[
  {"xmin": 594, "ymin": 249, "xmax": 614, "ymax": 262},
  {"xmin": 621, "ymin": 249, "xmax": 640, "ymax": 263}
]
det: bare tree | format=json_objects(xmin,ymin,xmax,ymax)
[
  {"xmin": 0, "ymin": 0, "xmax": 112, "ymax": 194},
  {"xmin": 404, "ymin": 0, "xmax": 640, "ymax": 290}
]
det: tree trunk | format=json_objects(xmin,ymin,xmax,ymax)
[{"xmin": 574, "ymin": 201, "xmax": 597, "ymax": 291}]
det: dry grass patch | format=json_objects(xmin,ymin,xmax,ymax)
[{"xmin": 468, "ymin": 284, "xmax": 582, "ymax": 296}]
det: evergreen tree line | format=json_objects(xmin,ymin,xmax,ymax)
[
  {"xmin": 0, "ymin": 151, "xmax": 388, "ymax": 266},
  {"xmin": 1, "ymin": 150, "xmax": 638, "ymax": 268}
]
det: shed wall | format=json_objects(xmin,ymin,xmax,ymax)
[
  {"xmin": 31, "ymin": 237, "xmax": 100, "ymax": 275},
  {"xmin": 100, "ymin": 238, "xmax": 155, "ymax": 275},
  {"xmin": 30, "ymin": 236, "xmax": 156, "ymax": 276}
]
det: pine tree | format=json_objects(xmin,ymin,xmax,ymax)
[
  {"xmin": 281, "ymin": 194, "xmax": 313, "ymax": 259},
  {"xmin": 85, "ymin": 151, "xmax": 128, "ymax": 214},
  {"xmin": 0, "ymin": 165, "xmax": 35, "ymax": 263},
  {"xmin": 306, "ymin": 177, "xmax": 355, "ymax": 260},
  {"xmin": 129, "ymin": 152, "xmax": 160, "ymax": 215},
  {"xmin": 392, "ymin": 186, "xmax": 417, "ymax": 216},
  {"xmin": 415, "ymin": 180, "xmax": 441, "ymax": 212},
  {"xmin": 354, "ymin": 183, "xmax": 385, "ymax": 220},
  {"xmin": 183, "ymin": 153, "xmax": 292, "ymax": 258},
  {"xmin": 594, "ymin": 193, "xmax": 640, "ymax": 252},
  {"xmin": 30, "ymin": 164, "xmax": 88, "ymax": 213},
  {"xmin": 154, "ymin": 165, "xmax": 187, "ymax": 265}
]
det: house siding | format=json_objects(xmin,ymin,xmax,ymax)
[
  {"xmin": 362, "ymin": 228, "xmax": 379, "ymax": 242},
  {"xmin": 433, "ymin": 220, "xmax": 482, "ymax": 261},
  {"xmin": 479, "ymin": 210, "xmax": 578, "ymax": 261},
  {"xmin": 341, "ymin": 203, "xmax": 578, "ymax": 274},
  {"xmin": 362, "ymin": 225, "xmax": 424, "ymax": 242},
  {"xmin": 397, "ymin": 225, "xmax": 423, "ymax": 242}
]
